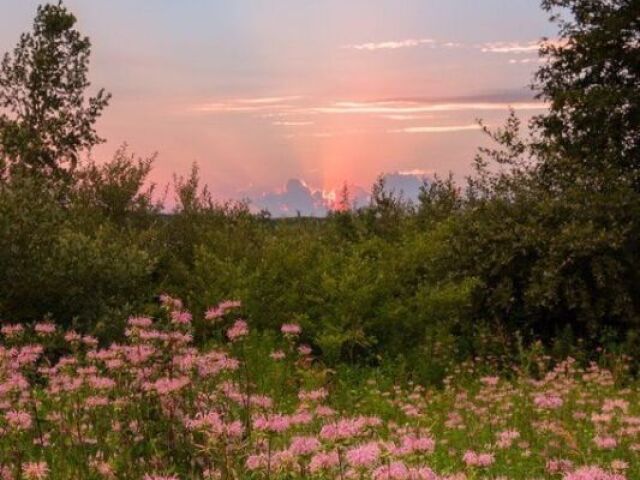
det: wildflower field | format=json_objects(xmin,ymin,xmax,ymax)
[{"xmin": 1, "ymin": 297, "xmax": 638, "ymax": 480}]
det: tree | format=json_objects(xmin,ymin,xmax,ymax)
[
  {"xmin": 0, "ymin": 1, "xmax": 110, "ymax": 182},
  {"xmin": 336, "ymin": 182, "xmax": 352, "ymax": 212},
  {"xmin": 533, "ymin": 0, "xmax": 640, "ymax": 191},
  {"xmin": 75, "ymin": 144, "xmax": 160, "ymax": 225},
  {"xmin": 417, "ymin": 172, "xmax": 462, "ymax": 226},
  {"xmin": 452, "ymin": 0, "xmax": 640, "ymax": 349}
]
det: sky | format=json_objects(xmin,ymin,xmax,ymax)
[{"xmin": 0, "ymin": 1, "xmax": 557, "ymax": 215}]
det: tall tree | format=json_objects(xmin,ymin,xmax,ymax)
[
  {"xmin": 533, "ymin": 0, "xmax": 640, "ymax": 191},
  {"xmin": 0, "ymin": 1, "xmax": 110, "ymax": 182},
  {"xmin": 452, "ymin": 0, "xmax": 640, "ymax": 346}
]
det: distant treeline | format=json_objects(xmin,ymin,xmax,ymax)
[{"xmin": 1, "ymin": 1, "xmax": 639, "ymax": 379}]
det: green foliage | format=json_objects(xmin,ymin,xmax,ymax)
[
  {"xmin": 180, "ymin": 208, "xmax": 477, "ymax": 368},
  {"xmin": 0, "ymin": 1, "xmax": 110, "ymax": 181},
  {"xmin": 74, "ymin": 144, "xmax": 161, "ymax": 225},
  {"xmin": 534, "ymin": 0, "xmax": 640, "ymax": 190},
  {"xmin": 0, "ymin": 166, "xmax": 155, "ymax": 337},
  {"xmin": 453, "ymin": 158, "xmax": 640, "ymax": 351},
  {"xmin": 0, "ymin": 0, "xmax": 639, "ymax": 378},
  {"xmin": 446, "ymin": 0, "xmax": 640, "ymax": 352}
]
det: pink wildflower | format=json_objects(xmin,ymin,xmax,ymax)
[
  {"xmin": 309, "ymin": 451, "xmax": 339, "ymax": 473},
  {"xmin": 496, "ymin": 429, "xmax": 520, "ymax": 448},
  {"xmin": 253, "ymin": 414, "xmax": 291, "ymax": 433},
  {"xmin": 245, "ymin": 454, "xmax": 268, "ymax": 471},
  {"xmin": 144, "ymin": 376, "xmax": 190, "ymax": 395},
  {"xmin": 270, "ymin": 350, "xmax": 285, "ymax": 360},
  {"xmin": 298, "ymin": 388, "xmax": 328, "ymax": 402},
  {"xmin": 594, "ymin": 435, "xmax": 617, "ymax": 450},
  {"xmin": 226, "ymin": 320, "xmax": 248, "ymax": 341},
  {"xmin": 170, "ymin": 310, "xmax": 192, "ymax": 325},
  {"xmin": 563, "ymin": 466, "xmax": 626, "ymax": 480},
  {"xmin": 298, "ymin": 344, "xmax": 312, "ymax": 355},
  {"xmin": 205, "ymin": 300, "xmax": 241, "ymax": 320},
  {"xmin": 534, "ymin": 393, "xmax": 564, "ymax": 409},
  {"xmin": 289, "ymin": 436, "xmax": 321, "ymax": 456},
  {"xmin": 5, "ymin": 410, "xmax": 32, "ymax": 430},
  {"xmin": 64, "ymin": 330, "xmax": 81, "ymax": 343},
  {"xmin": 396, "ymin": 434, "xmax": 436, "ymax": 455},
  {"xmin": 463, "ymin": 450, "xmax": 494, "ymax": 467},
  {"xmin": 373, "ymin": 461, "xmax": 413, "ymax": 480},
  {"xmin": 127, "ymin": 316, "xmax": 153, "ymax": 328},
  {"xmin": 281, "ymin": 323, "xmax": 302, "ymax": 336},
  {"xmin": 22, "ymin": 462, "xmax": 48, "ymax": 480},
  {"xmin": 1, "ymin": 324, "xmax": 24, "ymax": 338},
  {"xmin": 346, "ymin": 442, "xmax": 380, "ymax": 468},
  {"xmin": 34, "ymin": 322, "xmax": 56, "ymax": 335},
  {"xmin": 480, "ymin": 376, "xmax": 499, "ymax": 387}
]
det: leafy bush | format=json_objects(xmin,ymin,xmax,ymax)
[{"xmin": 0, "ymin": 171, "xmax": 155, "ymax": 337}]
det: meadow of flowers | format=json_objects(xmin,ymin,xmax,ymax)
[{"xmin": 1, "ymin": 296, "xmax": 639, "ymax": 479}]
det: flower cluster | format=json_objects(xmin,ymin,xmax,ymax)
[{"xmin": 0, "ymin": 299, "xmax": 637, "ymax": 479}]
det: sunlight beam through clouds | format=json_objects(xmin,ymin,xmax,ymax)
[{"xmin": 0, "ymin": 0, "xmax": 558, "ymax": 215}]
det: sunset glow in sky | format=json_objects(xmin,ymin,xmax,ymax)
[{"xmin": 1, "ymin": 1, "xmax": 556, "ymax": 213}]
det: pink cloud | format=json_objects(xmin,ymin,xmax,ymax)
[
  {"xmin": 312, "ymin": 101, "xmax": 548, "ymax": 115},
  {"xmin": 391, "ymin": 124, "xmax": 482, "ymax": 134},
  {"xmin": 480, "ymin": 41, "xmax": 540, "ymax": 54},
  {"xmin": 508, "ymin": 57, "xmax": 545, "ymax": 65},
  {"xmin": 191, "ymin": 96, "xmax": 303, "ymax": 113},
  {"xmin": 344, "ymin": 38, "xmax": 436, "ymax": 51},
  {"xmin": 272, "ymin": 121, "xmax": 314, "ymax": 126},
  {"xmin": 480, "ymin": 38, "xmax": 567, "ymax": 54}
]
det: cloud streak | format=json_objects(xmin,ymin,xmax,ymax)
[
  {"xmin": 235, "ymin": 96, "xmax": 302, "ymax": 105},
  {"xmin": 508, "ymin": 57, "xmax": 545, "ymax": 65},
  {"xmin": 480, "ymin": 39, "xmax": 567, "ymax": 55},
  {"xmin": 391, "ymin": 124, "xmax": 482, "ymax": 134},
  {"xmin": 480, "ymin": 41, "xmax": 540, "ymax": 54},
  {"xmin": 344, "ymin": 37, "xmax": 563, "ymax": 57},
  {"xmin": 191, "ymin": 97, "xmax": 547, "ymax": 119},
  {"xmin": 343, "ymin": 38, "xmax": 464, "ymax": 51},
  {"xmin": 272, "ymin": 121, "xmax": 314, "ymax": 126},
  {"xmin": 192, "ymin": 96, "xmax": 302, "ymax": 113},
  {"xmin": 189, "ymin": 95, "xmax": 548, "ymax": 140},
  {"xmin": 344, "ymin": 38, "xmax": 436, "ymax": 51},
  {"xmin": 312, "ymin": 100, "xmax": 548, "ymax": 115}
]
